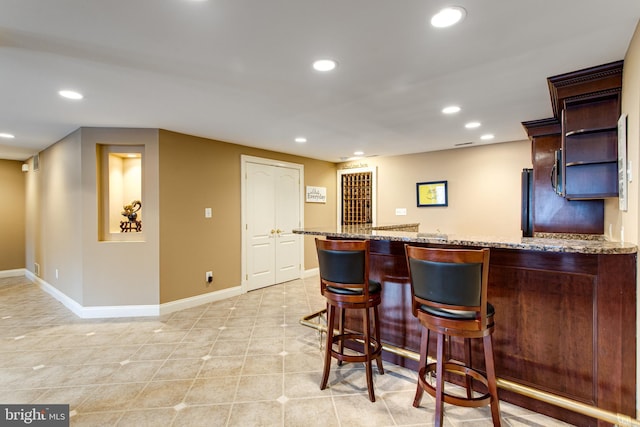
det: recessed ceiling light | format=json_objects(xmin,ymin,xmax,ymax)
[
  {"xmin": 294, "ymin": 137, "xmax": 307, "ymax": 143},
  {"xmin": 0, "ymin": 133, "xmax": 15, "ymax": 139},
  {"xmin": 354, "ymin": 151, "xmax": 364, "ymax": 156},
  {"xmin": 442, "ymin": 106, "xmax": 461, "ymax": 114},
  {"xmin": 465, "ymin": 122, "xmax": 481, "ymax": 129},
  {"xmin": 480, "ymin": 134, "xmax": 495, "ymax": 140},
  {"xmin": 59, "ymin": 90, "xmax": 83, "ymax": 100},
  {"xmin": 312, "ymin": 59, "xmax": 337, "ymax": 72},
  {"xmin": 431, "ymin": 6, "xmax": 466, "ymax": 28}
]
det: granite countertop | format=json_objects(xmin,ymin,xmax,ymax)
[{"xmin": 293, "ymin": 224, "xmax": 637, "ymax": 255}]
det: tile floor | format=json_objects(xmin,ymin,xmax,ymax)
[{"xmin": 0, "ymin": 275, "xmax": 574, "ymax": 426}]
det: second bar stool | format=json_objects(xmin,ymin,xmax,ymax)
[
  {"xmin": 405, "ymin": 245, "xmax": 501, "ymax": 426},
  {"xmin": 315, "ymin": 238, "xmax": 384, "ymax": 402}
]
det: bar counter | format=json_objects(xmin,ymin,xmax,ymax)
[{"xmin": 294, "ymin": 225, "xmax": 637, "ymax": 426}]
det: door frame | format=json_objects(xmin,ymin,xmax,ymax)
[{"xmin": 241, "ymin": 155, "xmax": 305, "ymax": 293}]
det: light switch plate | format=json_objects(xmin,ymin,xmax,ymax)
[
  {"xmin": 205, "ymin": 208, "xmax": 212, "ymax": 218},
  {"xmin": 395, "ymin": 208, "xmax": 407, "ymax": 216}
]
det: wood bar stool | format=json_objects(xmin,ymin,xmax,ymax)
[
  {"xmin": 405, "ymin": 245, "xmax": 501, "ymax": 426},
  {"xmin": 315, "ymin": 238, "xmax": 384, "ymax": 402}
]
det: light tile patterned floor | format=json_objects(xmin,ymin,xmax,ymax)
[{"xmin": 0, "ymin": 275, "xmax": 574, "ymax": 426}]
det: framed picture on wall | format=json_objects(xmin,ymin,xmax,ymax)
[{"xmin": 417, "ymin": 180, "xmax": 448, "ymax": 207}]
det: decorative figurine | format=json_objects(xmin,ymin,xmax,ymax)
[{"xmin": 121, "ymin": 200, "xmax": 142, "ymax": 222}]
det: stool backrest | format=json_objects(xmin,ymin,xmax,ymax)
[
  {"xmin": 315, "ymin": 238, "xmax": 370, "ymax": 298},
  {"xmin": 405, "ymin": 245, "xmax": 490, "ymax": 331}
]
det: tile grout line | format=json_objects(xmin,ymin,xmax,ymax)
[
  {"xmin": 173, "ymin": 294, "xmax": 237, "ymax": 427},
  {"xmin": 224, "ymin": 287, "xmax": 264, "ymax": 427}
]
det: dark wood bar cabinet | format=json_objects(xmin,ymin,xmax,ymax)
[{"xmin": 361, "ymin": 239, "xmax": 636, "ymax": 427}]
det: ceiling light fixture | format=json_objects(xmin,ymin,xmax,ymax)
[
  {"xmin": 442, "ymin": 106, "xmax": 461, "ymax": 114},
  {"xmin": 465, "ymin": 122, "xmax": 481, "ymax": 129},
  {"xmin": 294, "ymin": 137, "xmax": 307, "ymax": 143},
  {"xmin": 312, "ymin": 59, "xmax": 337, "ymax": 72},
  {"xmin": 58, "ymin": 90, "xmax": 83, "ymax": 100},
  {"xmin": 0, "ymin": 133, "xmax": 15, "ymax": 139},
  {"xmin": 354, "ymin": 151, "xmax": 364, "ymax": 156},
  {"xmin": 480, "ymin": 134, "xmax": 495, "ymax": 140},
  {"xmin": 431, "ymin": 6, "xmax": 466, "ymax": 28}
]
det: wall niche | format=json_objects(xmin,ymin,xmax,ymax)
[{"xmin": 97, "ymin": 144, "xmax": 144, "ymax": 241}]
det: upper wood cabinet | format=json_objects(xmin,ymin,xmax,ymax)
[
  {"xmin": 549, "ymin": 61, "xmax": 623, "ymax": 200},
  {"xmin": 520, "ymin": 61, "xmax": 623, "ymax": 234},
  {"xmin": 521, "ymin": 118, "xmax": 604, "ymax": 234}
]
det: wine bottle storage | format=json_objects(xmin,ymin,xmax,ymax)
[{"xmin": 342, "ymin": 171, "xmax": 372, "ymax": 225}]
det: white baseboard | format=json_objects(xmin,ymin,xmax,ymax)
[
  {"xmin": 26, "ymin": 270, "xmax": 86, "ymax": 317},
  {"xmin": 159, "ymin": 286, "xmax": 243, "ymax": 316},
  {"xmin": 23, "ymin": 269, "xmax": 243, "ymax": 319},
  {"xmin": 302, "ymin": 267, "xmax": 319, "ymax": 279},
  {"xmin": 0, "ymin": 268, "xmax": 27, "ymax": 278}
]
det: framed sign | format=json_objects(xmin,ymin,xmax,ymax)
[
  {"xmin": 306, "ymin": 186, "xmax": 327, "ymax": 203},
  {"xmin": 417, "ymin": 180, "xmax": 448, "ymax": 207}
]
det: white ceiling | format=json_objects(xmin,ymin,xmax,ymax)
[{"xmin": 1, "ymin": 0, "xmax": 639, "ymax": 162}]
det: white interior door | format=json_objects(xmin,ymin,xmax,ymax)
[
  {"xmin": 245, "ymin": 160, "xmax": 301, "ymax": 291},
  {"xmin": 246, "ymin": 162, "xmax": 276, "ymax": 290},
  {"xmin": 275, "ymin": 166, "xmax": 301, "ymax": 283}
]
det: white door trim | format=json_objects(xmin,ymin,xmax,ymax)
[{"xmin": 241, "ymin": 155, "xmax": 304, "ymax": 293}]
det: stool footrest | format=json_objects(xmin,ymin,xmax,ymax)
[
  {"xmin": 418, "ymin": 362, "xmax": 493, "ymax": 408},
  {"xmin": 330, "ymin": 332, "xmax": 383, "ymax": 364}
]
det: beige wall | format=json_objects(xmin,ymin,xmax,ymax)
[
  {"xmin": 619, "ymin": 20, "xmax": 640, "ymax": 415},
  {"xmin": 340, "ymin": 140, "xmax": 532, "ymax": 237},
  {"xmin": 80, "ymin": 128, "xmax": 161, "ymax": 306},
  {"xmin": 24, "ymin": 128, "xmax": 161, "ymax": 306},
  {"xmin": 37, "ymin": 131, "xmax": 83, "ymax": 302},
  {"xmin": 0, "ymin": 160, "xmax": 25, "ymax": 270},
  {"xmin": 605, "ymin": 21, "xmax": 640, "ymax": 244},
  {"xmin": 158, "ymin": 130, "xmax": 336, "ymax": 303},
  {"xmin": 619, "ymin": 21, "xmax": 640, "ymax": 245}
]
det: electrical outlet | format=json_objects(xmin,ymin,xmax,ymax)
[{"xmin": 205, "ymin": 271, "xmax": 213, "ymax": 286}]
